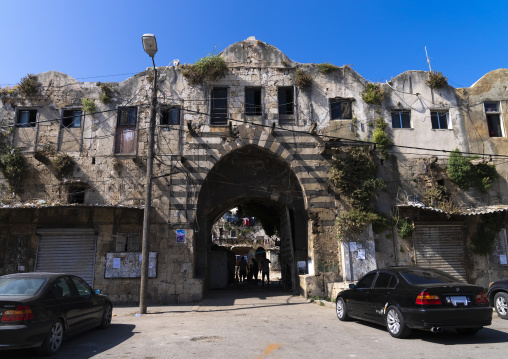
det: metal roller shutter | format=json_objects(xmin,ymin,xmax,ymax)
[
  {"xmin": 414, "ymin": 224, "xmax": 467, "ymax": 282},
  {"xmin": 35, "ymin": 228, "xmax": 97, "ymax": 286}
]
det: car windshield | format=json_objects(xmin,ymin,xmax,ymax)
[
  {"xmin": 400, "ymin": 269, "xmax": 460, "ymax": 285},
  {"xmin": 0, "ymin": 278, "xmax": 47, "ymax": 296}
]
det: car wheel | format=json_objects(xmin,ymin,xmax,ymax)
[
  {"xmin": 336, "ymin": 297, "xmax": 350, "ymax": 321},
  {"xmin": 385, "ymin": 306, "xmax": 411, "ymax": 338},
  {"xmin": 455, "ymin": 327, "xmax": 482, "ymax": 335},
  {"xmin": 494, "ymin": 292, "xmax": 508, "ymax": 319},
  {"xmin": 99, "ymin": 303, "xmax": 113, "ymax": 329},
  {"xmin": 37, "ymin": 319, "xmax": 64, "ymax": 355}
]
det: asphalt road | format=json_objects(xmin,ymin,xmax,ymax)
[{"xmin": 3, "ymin": 287, "xmax": 508, "ymax": 359}]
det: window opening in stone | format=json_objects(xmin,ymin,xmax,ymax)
[
  {"xmin": 430, "ymin": 111, "xmax": 449, "ymax": 129},
  {"xmin": 161, "ymin": 106, "xmax": 180, "ymax": 126},
  {"xmin": 16, "ymin": 109, "xmax": 37, "ymax": 127},
  {"xmin": 484, "ymin": 102, "xmax": 504, "ymax": 137},
  {"xmin": 62, "ymin": 109, "xmax": 82, "ymax": 128},
  {"xmin": 245, "ymin": 87, "xmax": 262, "ymax": 116},
  {"xmin": 391, "ymin": 110, "xmax": 411, "ymax": 129},
  {"xmin": 68, "ymin": 185, "xmax": 85, "ymax": 204},
  {"xmin": 330, "ymin": 98, "xmax": 352, "ymax": 120},
  {"xmin": 115, "ymin": 107, "xmax": 138, "ymax": 154},
  {"xmin": 278, "ymin": 87, "xmax": 294, "ymax": 117},
  {"xmin": 211, "ymin": 87, "xmax": 228, "ymax": 126}
]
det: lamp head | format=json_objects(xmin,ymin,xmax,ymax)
[{"xmin": 142, "ymin": 34, "xmax": 157, "ymax": 58}]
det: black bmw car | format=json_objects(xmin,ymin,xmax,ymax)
[
  {"xmin": 487, "ymin": 278, "xmax": 508, "ymax": 319},
  {"xmin": 0, "ymin": 272, "xmax": 112, "ymax": 355},
  {"xmin": 335, "ymin": 267, "xmax": 492, "ymax": 338}
]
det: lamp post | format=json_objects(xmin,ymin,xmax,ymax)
[{"xmin": 140, "ymin": 33, "xmax": 158, "ymax": 314}]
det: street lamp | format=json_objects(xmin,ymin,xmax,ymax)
[{"xmin": 140, "ymin": 33, "xmax": 158, "ymax": 314}]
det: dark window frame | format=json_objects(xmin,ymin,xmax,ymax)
[
  {"xmin": 330, "ymin": 98, "xmax": 353, "ymax": 120},
  {"xmin": 161, "ymin": 106, "xmax": 181, "ymax": 126},
  {"xmin": 278, "ymin": 86, "xmax": 295, "ymax": 117},
  {"xmin": 391, "ymin": 110, "xmax": 411, "ymax": 129},
  {"xmin": 62, "ymin": 109, "xmax": 82, "ymax": 128},
  {"xmin": 484, "ymin": 102, "xmax": 504, "ymax": 137},
  {"xmin": 16, "ymin": 109, "xmax": 37, "ymax": 128},
  {"xmin": 210, "ymin": 87, "xmax": 228, "ymax": 126},
  {"xmin": 245, "ymin": 87, "xmax": 262, "ymax": 116},
  {"xmin": 117, "ymin": 107, "xmax": 138, "ymax": 127},
  {"xmin": 430, "ymin": 111, "xmax": 449, "ymax": 130}
]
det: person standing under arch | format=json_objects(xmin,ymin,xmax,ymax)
[{"xmin": 261, "ymin": 256, "xmax": 271, "ymax": 288}]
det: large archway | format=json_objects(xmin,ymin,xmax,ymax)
[{"xmin": 195, "ymin": 145, "xmax": 308, "ymax": 291}]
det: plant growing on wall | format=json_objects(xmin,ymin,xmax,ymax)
[
  {"xmin": 372, "ymin": 117, "xmax": 393, "ymax": 159},
  {"xmin": 426, "ymin": 70, "xmax": 448, "ymax": 88},
  {"xmin": 18, "ymin": 74, "xmax": 41, "ymax": 97},
  {"xmin": 182, "ymin": 54, "xmax": 227, "ymax": 85},
  {"xmin": 0, "ymin": 148, "xmax": 27, "ymax": 194},
  {"xmin": 52, "ymin": 153, "xmax": 75, "ymax": 179},
  {"xmin": 330, "ymin": 147, "xmax": 387, "ymax": 237},
  {"xmin": 470, "ymin": 211, "xmax": 508, "ymax": 255},
  {"xmin": 97, "ymin": 82, "xmax": 114, "ymax": 104},
  {"xmin": 396, "ymin": 218, "xmax": 414, "ymax": 239},
  {"xmin": 82, "ymin": 98, "xmax": 96, "ymax": 117},
  {"xmin": 317, "ymin": 63, "xmax": 339, "ymax": 74},
  {"xmin": 361, "ymin": 82, "xmax": 385, "ymax": 105},
  {"xmin": 295, "ymin": 69, "xmax": 312, "ymax": 88},
  {"xmin": 447, "ymin": 149, "xmax": 498, "ymax": 192}
]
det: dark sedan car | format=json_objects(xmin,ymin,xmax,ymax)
[
  {"xmin": 0, "ymin": 272, "xmax": 112, "ymax": 355},
  {"xmin": 335, "ymin": 267, "xmax": 492, "ymax": 338},
  {"xmin": 487, "ymin": 278, "xmax": 508, "ymax": 319}
]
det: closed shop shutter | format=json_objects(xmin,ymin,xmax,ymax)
[
  {"xmin": 414, "ymin": 224, "xmax": 467, "ymax": 282},
  {"xmin": 35, "ymin": 228, "xmax": 97, "ymax": 286}
]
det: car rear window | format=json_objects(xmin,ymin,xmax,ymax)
[
  {"xmin": 400, "ymin": 269, "xmax": 460, "ymax": 285},
  {"xmin": 0, "ymin": 278, "xmax": 47, "ymax": 295}
]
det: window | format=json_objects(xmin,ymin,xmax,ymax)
[
  {"xmin": 430, "ymin": 111, "xmax": 449, "ymax": 129},
  {"xmin": 373, "ymin": 273, "xmax": 397, "ymax": 289},
  {"xmin": 391, "ymin": 110, "xmax": 411, "ymax": 128},
  {"xmin": 68, "ymin": 185, "xmax": 85, "ymax": 204},
  {"xmin": 355, "ymin": 272, "xmax": 376, "ymax": 289},
  {"xmin": 118, "ymin": 107, "xmax": 137, "ymax": 126},
  {"xmin": 71, "ymin": 277, "xmax": 92, "ymax": 297},
  {"xmin": 115, "ymin": 107, "xmax": 138, "ymax": 154},
  {"xmin": 62, "ymin": 109, "xmax": 82, "ymax": 128},
  {"xmin": 211, "ymin": 87, "xmax": 228, "ymax": 126},
  {"xmin": 161, "ymin": 106, "xmax": 180, "ymax": 126},
  {"xmin": 484, "ymin": 102, "xmax": 504, "ymax": 137},
  {"xmin": 330, "ymin": 98, "xmax": 352, "ymax": 120},
  {"xmin": 278, "ymin": 87, "xmax": 294, "ymax": 119},
  {"xmin": 16, "ymin": 109, "xmax": 37, "ymax": 127},
  {"xmin": 245, "ymin": 87, "xmax": 262, "ymax": 116}
]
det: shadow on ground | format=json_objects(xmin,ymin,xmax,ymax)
[{"xmin": 1, "ymin": 323, "xmax": 136, "ymax": 359}]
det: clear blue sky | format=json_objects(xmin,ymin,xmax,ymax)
[{"xmin": 1, "ymin": 0, "xmax": 507, "ymax": 88}]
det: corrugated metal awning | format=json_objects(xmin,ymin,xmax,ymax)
[{"xmin": 396, "ymin": 201, "xmax": 508, "ymax": 216}]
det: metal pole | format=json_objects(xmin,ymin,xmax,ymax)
[{"xmin": 139, "ymin": 57, "xmax": 157, "ymax": 314}]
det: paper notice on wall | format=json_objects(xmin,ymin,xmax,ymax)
[
  {"xmin": 500, "ymin": 254, "xmax": 507, "ymax": 265},
  {"xmin": 358, "ymin": 249, "xmax": 366, "ymax": 260},
  {"xmin": 350, "ymin": 242, "xmax": 357, "ymax": 251},
  {"xmin": 113, "ymin": 258, "xmax": 121, "ymax": 269},
  {"xmin": 176, "ymin": 229, "xmax": 186, "ymax": 243}
]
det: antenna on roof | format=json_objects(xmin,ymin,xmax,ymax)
[{"xmin": 425, "ymin": 46, "xmax": 432, "ymax": 72}]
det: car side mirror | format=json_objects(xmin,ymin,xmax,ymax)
[
  {"xmin": 349, "ymin": 283, "xmax": 355, "ymax": 289},
  {"xmin": 94, "ymin": 289, "xmax": 101, "ymax": 294}
]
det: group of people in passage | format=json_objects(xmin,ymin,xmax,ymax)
[{"xmin": 236, "ymin": 256, "xmax": 271, "ymax": 287}]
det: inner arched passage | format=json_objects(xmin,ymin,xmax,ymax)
[{"xmin": 195, "ymin": 145, "xmax": 308, "ymax": 291}]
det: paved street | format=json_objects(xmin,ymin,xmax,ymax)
[{"xmin": 4, "ymin": 287, "xmax": 508, "ymax": 359}]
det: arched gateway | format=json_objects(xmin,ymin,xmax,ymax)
[{"xmin": 196, "ymin": 145, "xmax": 307, "ymax": 291}]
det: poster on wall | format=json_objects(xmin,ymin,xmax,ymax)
[{"xmin": 176, "ymin": 229, "xmax": 186, "ymax": 243}]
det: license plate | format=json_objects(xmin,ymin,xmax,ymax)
[{"xmin": 448, "ymin": 296, "xmax": 469, "ymax": 306}]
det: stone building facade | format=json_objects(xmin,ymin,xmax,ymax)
[{"xmin": 1, "ymin": 37, "xmax": 508, "ymax": 304}]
